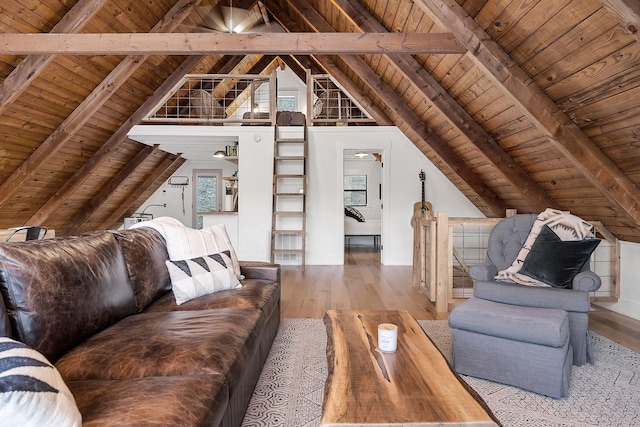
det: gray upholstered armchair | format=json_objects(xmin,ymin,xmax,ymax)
[{"xmin": 469, "ymin": 214, "xmax": 601, "ymax": 366}]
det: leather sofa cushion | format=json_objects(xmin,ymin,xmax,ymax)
[
  {"xmin": 143, "ymin": 279, "xmax": 280, "ymax": 318},
  {"xmin": 56, "ymin": 308, "xmax": 262, "ymax": 394},
  {"xmin": 114, "ymin": 228, "xmax": 172, "ymax": 311},
  {"xmin": 67, "ymin": 374, "xmax": 228, "ymax": 427},
  {"xmin": 0, "ymin": 232, "xmax": 137, "ymax": 361},
  {"xmin": 239, "ymin": 261, "xmax": 281, "ymax": 283}
]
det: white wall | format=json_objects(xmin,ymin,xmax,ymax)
[
  {"xmin": 236, "ymin": 128, "xmax": 275, "ymax": 261},
  {"xmin": 306, "ymin": 127, "xmax": 483, "ymax": 265},
  {"xmin": 597, "ymin": 241, "xmax": 640, "ymax": 321}
]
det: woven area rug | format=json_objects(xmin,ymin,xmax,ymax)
[{"xmin": 241, "ymin": 318, "xmax": 640, "ymax": 427}]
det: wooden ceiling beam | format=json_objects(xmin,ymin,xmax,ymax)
[
  {"xmin": 276, "ymin": 0, "xmax": 507, "ymax": 216},
  {"xmin": 0, "ymin": 0, "xmax": 203, "ymax": 210},
  {"xmin": 63, "ymin": 144, "xmax": 161, "ymax": 235},
  {"xmin": 97, "ymin": 154, "xmax": 185, "ymax": 231},
  {"xmin": 279, "ymin": 55, "xmax": 309, "ymax": 82},
  {"xmin": 0, "ymin": 0, "xmax": 108, "ymax": 115},
  {"xmin": 27, "ymin": 54, "xmax": 209, "ymax": 227},
  {"xmin": 416, "ymin": 0, "xmax": 640, "ymax": 226},
  {"xmin": 0, "ymin": 32, "xmax": 467, "ymax": 55},
  {"xmin": 331, "ymin": 0, "xmax": 555, "ymax": 213}
]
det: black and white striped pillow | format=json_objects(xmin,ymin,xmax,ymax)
[{"xmin": 0, "ymin": 337, "xmax": 81, "ymax": 427}]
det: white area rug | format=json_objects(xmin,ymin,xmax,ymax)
[{"xmin": 241, "ymin": 318, "xmax": 640, "ymax": 427}]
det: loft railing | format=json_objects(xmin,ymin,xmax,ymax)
[
  {"xmin": 144, "ymin": 73, "xmax": 276, "ymax": 124},
  {"xmin": 307, "ymin": 72, "xmax": 376, "ymax": 126},
  {"xmin": 412, "ymin": 209, "xmax": 620, "ymax": 313}
]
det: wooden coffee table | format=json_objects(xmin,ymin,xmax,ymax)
[{"xmin": 321, "ymin": 309, "xmax": 500, "ymax": 427}]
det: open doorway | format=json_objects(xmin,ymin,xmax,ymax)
[{"xmin": 343, "ymin": 150, "xmax": 383, "ymax": 264}]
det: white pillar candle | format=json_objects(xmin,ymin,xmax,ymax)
[{"xmin": 378, "ymin": 323, "xmax": 398, "ymax": 353}]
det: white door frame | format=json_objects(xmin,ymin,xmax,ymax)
[{"xmin": 336, "ymin": 141, "xmax": 391, "ymax": 265}]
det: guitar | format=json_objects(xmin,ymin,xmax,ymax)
[{"xmin": 419, "ymin": 170, "xmax": 427, "ymax": 212}]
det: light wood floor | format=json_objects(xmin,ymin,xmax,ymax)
[{"xmin": 280, "ymin": 245, "xmax": 640, "ymax": 354}]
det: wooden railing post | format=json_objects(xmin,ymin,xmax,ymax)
[
  {"xmin": 411, "ymin": 201, "xmax": 433, "ymax": 288},
  {"xmin": 435, "ymin": 211, "xmax": 450, "ymax": 313}
]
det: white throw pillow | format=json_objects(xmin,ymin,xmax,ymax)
[
  {"xmin": 165, "ymin": 252, "xmax": 242, "ymax": 305},
  {"xmin": 0, "ymin": 338, "xmax": 81, "ymax": 427},
  {"xmin": 132, "ymin": 217, "xmax": 242, "ymax": 280}
]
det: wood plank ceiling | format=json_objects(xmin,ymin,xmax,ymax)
[{"xmin": 0, "ymin": 0, "xmax": 639, "ymax": 242}]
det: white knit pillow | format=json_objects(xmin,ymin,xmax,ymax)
[{"xmin": 0, "ymin": 338, "xmax": 81, "ymax": 427}]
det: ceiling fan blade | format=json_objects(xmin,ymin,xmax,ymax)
[
  {"xmin": 220, "ymin": 6, "xmax": 253, "ymax": 33},
  {"xmin": 192, "ymin": 4, "xmax": 272, "ymax": 34},
  {"xmin": 177, "ymin": 23, "xmax": 225, "ymax": 34},
  {"xmin": 202, "ymin": 10, "xmax": 228, "ymax": 32}
]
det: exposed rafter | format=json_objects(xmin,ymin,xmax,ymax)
[
  {"xmin": 0, "ymin": 0, "xmax": 108, "ymax": 115},
  {"xmin": 0, "ymin": 32, "xmax": 466, "ymax": 55},
  {"xmin": 415, "ymin": 0, "xmax": 640, "ymax": 226},
  {"xmin": 63, "ymin": 145, "xmax": 161, "ymax": 235},
  {"xmin": 97, "ymin": 155, "xmax": 185, "ymax": 230},
  {"xmin": 331, "ymin": 0, "xmax": 555, "ymax": 214},
  {"xmin": 268, "ymin": 0, "xmax": 507, "ymax": 216},
  {"xmin": 1, "ymin": 0, "xmax": 639, "ymax": 243},
  {"xmin": 27, "ymin": 55, "xmax": 209, "ymax": 226},
  {"xmin": 0, "ymin": 0, "xmax": 203, "ymax": 210}
]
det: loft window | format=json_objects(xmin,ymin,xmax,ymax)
[
  {"xmin": 277, "ymin": 96, "xmax": 296, "ymax": 111},
  {"xmin": 344, "ymin": 175, "xmax": 367, "ymax": 206},
  {"xmin": 193, "ymin": 169, "xmax": 222, "ymax": 229}
]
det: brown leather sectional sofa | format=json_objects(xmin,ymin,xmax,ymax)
[{"xmin": 0, "ymin": 227, "xmax": 281, "ymax": 426}]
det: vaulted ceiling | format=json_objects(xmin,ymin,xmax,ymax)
[{"xmin": 1, "ymin": 0, "xmax": 639, "ymax": 242}]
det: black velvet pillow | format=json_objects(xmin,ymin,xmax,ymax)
[
  {"xmin": 519, "ymin": 225, "xmax": 600, "ymax": 289},
  {"xmin": 345, "ymin": 206, "xmax": 366, "ymax": 222}
]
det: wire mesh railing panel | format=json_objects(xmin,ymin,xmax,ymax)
[
  {"xmin": 450, "ymin": 222, "xmax": 495, "ymax": 298},
  {"xmin": 311, "ymin": 75, "xmax": 375, "ymax": 124},
  {"xmin": 145, "ymin": 74, "xmax": 273, "ymax": 123}
]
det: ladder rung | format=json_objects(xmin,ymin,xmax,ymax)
[
  {"xmin": 275, "ymin": 156, "xmax": 305, "ymax": 161},
  {"xmin": 274, "ymin": 211, "xmax": 304, "ymax": 216},
  {"xmin": 274, "ymin": 174, "xmax": 305, "ymax": 179},
  {"xmin": 274, "ymin": 192, "xmax": 305, "ymax": 196},
  {"xmin": 272, "ymin": 249, "xmax": 304, "ymax": 254},
  {"xmin": 276, "ymin": 138, "xmax": 306, "ymax": 143},
  {"xmin": 273, "ymin": 229, "xmax": 305, "ymax": 234}
]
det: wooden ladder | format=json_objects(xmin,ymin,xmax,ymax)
[{"xmin": 270, "ymin": 124, "xmax": 307, "ymax": 268}]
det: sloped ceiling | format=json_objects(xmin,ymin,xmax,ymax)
[{"xmin": 0, "ymin": 0, "xmax": 639, "ymax": 242}]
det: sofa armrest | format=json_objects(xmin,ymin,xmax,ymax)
[
  {"xmin": 572, "ymin": 270, "xmax": 601, "ymax": 293},
  {"xmin": 239, "ymin": 261, "xmax": 280, "ymax": 283},
  {"xmin": 473, "ymin": 280, "xmax": 591, "ymax": 313},
  {"xmin": 469, "ymin": 260, "xmax": 497, "ymax": 282}
]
